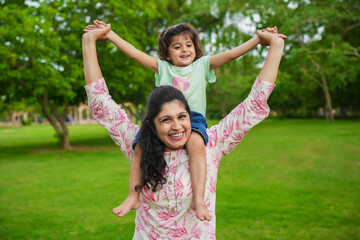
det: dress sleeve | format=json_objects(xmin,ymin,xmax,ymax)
[
  {"xmin": 207, "ymin": 77, "xmax": 275, "ymax": 159},
  {"xmin": 84, "ymin": 78, "xmax": 139, "ymax": 161}
]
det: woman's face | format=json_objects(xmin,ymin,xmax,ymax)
[{"xmin": 153, "ymin": 99, "xmax": 191, "ymax": 151}]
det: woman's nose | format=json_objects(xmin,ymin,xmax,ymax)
[{"xmin": 172, "ymin": 120, "xmax": 181, "ymax": 130}]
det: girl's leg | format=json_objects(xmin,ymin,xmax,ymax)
[
  {"xmin": 112, "ymin": 144, "xmax": 142, "ymax": 217},
  {"xmin": 186, "ymin": 131, "xmax": 212, "ymax": 221}
]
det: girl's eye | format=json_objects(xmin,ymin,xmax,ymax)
[
  {"xmin": 174, "ymin": 46, "xmax": 180, "ymax": 50},
  {"xmin": 187, "ymin": 44, "xmax": 193, "ymax": 47}
]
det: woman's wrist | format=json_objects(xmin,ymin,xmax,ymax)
[
  {"xmin": 82, "ymin": 32, "xmax": 96, "ymax": 46},
  {"xmin": 269, "ymin": 36, "xmax": 285, "ymax": 48}
]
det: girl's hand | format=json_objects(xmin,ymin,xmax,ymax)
[
  {"xmin": 263, "ymin": 26, "xmax": 278, "ymax": 34},
  {"xmin": 260, "ymin": 26, "xmax": 287, "ymax": 39},
  {"xmin": 93, "ymin": 20, "xmax": 107, "ymax": 29},
  {"xmin": 84, "ymin": 20, "xmax": 110, "ymax": 41},
  {"xmin": 83, "ymin": 23, "xmax": 111, "ymax": 42}
]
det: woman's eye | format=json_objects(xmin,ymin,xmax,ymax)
[
  {"xmin": 162, "ymin": 118, "xmax": 171, "ymax": 123},
  {"xmin": 179, "ymin": 115, "xmax": 187, "ymax": 119},
  {"xmin": 187, "ymin": 44, "xmax": 193, "ymax": 47}
]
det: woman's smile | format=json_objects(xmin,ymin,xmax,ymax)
[
  {"xmin": 169, "ymin": 131, "xmax": 185, "ymax": 140},
  {"xmin": 154, "ymin": 100, "xmax": 191, "ymax": 151}
]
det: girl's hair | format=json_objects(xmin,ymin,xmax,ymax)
[
  {"xmin": 135, "ymin": 86, "xmax": 191, "ymax": 192},
  {"xmin": 157, "ymin": 23, "xmax": 203, "ymax": 62}
]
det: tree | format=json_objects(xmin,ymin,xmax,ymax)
[
  {"xmin": 244, "ymin": 0, "xmax": 360, "ymax": 121},
  {"xmin": 0, "ymin": 0, "xmax": 167, "ymax": 149},
  {"xmin": 1, "ymin": 0, "xmax": 359, "ymax": 152},
  {"xmin": 1, "ymin": 1, "xmax": 88, "ymax": 149}
]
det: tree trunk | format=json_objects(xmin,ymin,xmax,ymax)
[
  {"xmin": 60, "ymin": 130, "xmax": 71, "ymax": 150},
  {"xmin": 320, "ymin": 73, "xmax": 334, "ymax": 122},
  {"xmin": 310, "ymin": 58, "xmax": 334, "ymax": 122},
  {"xmin": 37, "ymin": 94, "xmax": 72, "ymax": 150}
]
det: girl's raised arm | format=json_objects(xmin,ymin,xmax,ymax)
[
  {"xmin": 209, "ymin": 36, "xmax": 260, "ymax": 70},
  {"xmin": 209, "ymin": 27, "xmax": 286, "ymax": 71},
  {"xmin": 107, "ymin": 31, "xmax": 158, "ymax": 73},
  {"xmin": 85, "ymin": 20, "xmax": 158, "ymax": 74}
]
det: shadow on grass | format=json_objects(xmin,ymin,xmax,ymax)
[{"xmin": 0, "ymin": 135, "xmax": 117, "ymax": 160}]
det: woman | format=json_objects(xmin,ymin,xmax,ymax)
[{"xmin": 83, "ymin": 24, "xmax": 284, "ymax": 239}]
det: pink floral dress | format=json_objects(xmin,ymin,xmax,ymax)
[{"xmin": 85, "ymin": 77, "xmax": 275, "ymax": 239}]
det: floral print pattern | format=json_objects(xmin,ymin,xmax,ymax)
[{"xmin": 85, "ymin": 77, "xmax": 275, "ymax": 239}]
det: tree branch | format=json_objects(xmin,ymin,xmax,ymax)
[
  {"xmin": 342, "ymin": 21, "xmax": 360, "ymax": 38},
  {"xmin": 48, "ymin": 99, "xmax": 68, "ymax": 136},
  {"xmin": 308, "ymin": 57, "xmax": 324, "ymax": 89},
  {"xmin": 37, "ymin": 93, "xmax": 61, "ymax": 135},
  {"xmin": 344, "ymin": 50, "xmax": 360, "ymax": 58},
  {"xmin": 199, "ymin": 18, "xmax": 219, "ymax": 32}
]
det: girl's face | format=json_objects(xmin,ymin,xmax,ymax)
[
  {"xmin": 153, "ymin": 99, "xmax": 191, "ymax": 151},
  {"xmin": 167, "ymin": 33, "xmax": 196, "ymax": 67}
]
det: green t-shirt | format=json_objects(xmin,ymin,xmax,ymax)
[{"xmin": 155, "ymin": 55, "xmax": 216, "ymax": 116}]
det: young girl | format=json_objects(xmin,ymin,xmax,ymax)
[{"xmin": 84, "ymin": 21, "xmax": 285, "ymax": 221}]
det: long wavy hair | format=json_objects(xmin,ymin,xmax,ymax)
[
  {"xmin": 157, "ymin": 23, "xmax": 203, "ymax": 63},
  {"xmin": 135, "ymin": 86, "xmax": 191, "ymax": 192}
]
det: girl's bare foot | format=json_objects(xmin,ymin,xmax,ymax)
[
  {"xmin": 112, "ymin": 196, "xmax": 140, "ymax": 217},
  {"xmin": 191, "ymin": 198, "xmax": 212, "ymax": 221}
]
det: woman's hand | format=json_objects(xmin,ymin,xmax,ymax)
[
  {"xmin": 258, "ymin": 26, "xmax": 287, "ymax": 45},
  {"xmin": 83, "ymin": 22, "xmax": 111, "ymax": 42},
  {"xmin": 257, "ymin": 27, "xmax": 286, "ymax": 46},
  {"xmin": 83, "ymin": 20, "xmax": 111, "ymax": 41},
  {"xmin": 82, "ymin": 23, "xmax": 110, "ymax": 84},
  {"xmin": 261, "ymin": 26, "xmax": 287, "ymax": 38}
]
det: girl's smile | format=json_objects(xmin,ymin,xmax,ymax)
[{"xmin": 167, "ymin": 34, "xmax": 196, "ymax": 67}]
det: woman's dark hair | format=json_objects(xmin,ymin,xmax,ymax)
[
  {"xmin": 157, "ymin": 23, "xmax": 203, "ymax": 63},
  {"xmin": 135, "ymin": 86, "xmax": 191, "ymax": 192}
]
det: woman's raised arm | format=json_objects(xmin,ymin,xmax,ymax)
[
  {"xmin": 207, "ymin": 30, "xmax": 284, "ymax": 160},
  {"xmin": 82, "ymin": 24, "xmax": 139, "ymax": 160},
  {"xmin": 82, "ymin": 24, "xmax": 111, "ymax": 85},
  {"xmin": 257, "ymin": 30, "xmax": 285, "ymax": 84}
]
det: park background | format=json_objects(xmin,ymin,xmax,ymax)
[{"xmin": 1, "ymin": 0, "xmax": 359, "ymax": 239}]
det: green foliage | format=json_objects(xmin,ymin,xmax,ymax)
[
  {"xmin": 0, "ymin": 0, "xmax": 171, "ymax": 146},
  {"xmin": 1, "ymin": 0, "xmax": 359, "ymax": 132},
  {"xmin": 207, "ymin": 56, "xmax": 259, "ymax": 118},
  {"xmin": 20, "ymin": 116, "xmax": 32, "ymax": 125},
  {"xmin": 248, "ymin": 0, "xmax": 360, "ymax": 118}
]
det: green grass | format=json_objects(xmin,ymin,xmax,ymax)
[{"xmin": 0, "ymin": 119, "xmax": 359, "ymax": 239}]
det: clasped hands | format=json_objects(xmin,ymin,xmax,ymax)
[{"xmin": 83, "ymin": 20, "xmax": 287, "ymax": 45}]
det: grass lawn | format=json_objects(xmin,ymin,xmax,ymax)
[{"xmin": 0, "ymin": 119, "xmax": 359, "ymax": 239}]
